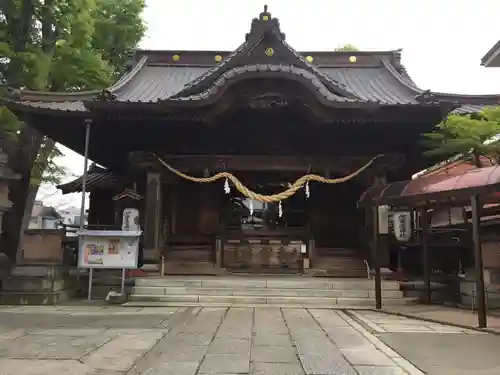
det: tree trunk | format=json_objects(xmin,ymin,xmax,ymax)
[
  {"xmin": 1, "ymin": 0, "xmax": 58, "ymax": 261},
  {"xmin": 1, "ymin": 125, "xmax": 43, "ymax": 261},
  {"xmin": 472, "ymin": 151, "xmax": 483, "ymax": 168}
]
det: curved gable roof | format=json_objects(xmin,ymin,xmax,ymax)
[{"xmin": 4, "ymin": 7, "xmax": 500, "ymax": 114}]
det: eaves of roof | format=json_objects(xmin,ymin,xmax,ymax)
[
  {"xmin": 481, "ymin": 39, "xmax": 500, "ymax": 67},
  {"xmin": 57, "ymin": 169, "xmax": 117, "ymax": 194}
]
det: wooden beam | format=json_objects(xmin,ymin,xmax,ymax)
[
  {"xmin": 471, "ymin": 194, "xmax": 487, "ymax": 328},
  {"xmin": 421, "ymin": 208, "xmax": 431, "ymax": 304},
  {"xmin": 373, "ymin": 205, "xmax": 382, "ymax": 310},
  {"xmin": 130, "ymin": 152, "xmax": 403, "ymax": 175}
]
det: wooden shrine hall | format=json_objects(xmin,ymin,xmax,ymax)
[{"xmin": 4, "ymin": 6, "xmax": 500, "ymax": 276}]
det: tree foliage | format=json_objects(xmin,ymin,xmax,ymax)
[
  {"xmin": 0, "ymin": 0, "xmax": 146, "ymax": 184},
  {"xmin": 334, "ymin": 44, "xmax": 359, "ymax": 52},
  {"xmin": 0, "ymin": 0, "xmax": 146, "ymax": 259},
  {"xmin": 423, "ymin": 107, "xmax": 500, "ymax": 167}
]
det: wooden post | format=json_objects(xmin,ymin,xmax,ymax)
[
  {"xmin": 373, "ymin": 205, "xmax": 382, "ymax": 309},
  {"xmin": 215, "ymin": 236, "xmax": 223, "ymax": 269},
  {"xmin": 308, "ymin": 237, "xmax": 315, "ymax": 268},
  {"xmin": 471, "ymin": 195, "xmax": 487, "ymax": 328},
  {"xmin": 144, "ymin": 172, "xmax": 162, "ymax": 266},
  {"xmin": 421, "ymin": 208, "xmax": 431, "ymax": 304}
]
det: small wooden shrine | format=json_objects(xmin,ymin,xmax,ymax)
[{"xmin": 4, "ymin": 7, "xmax": 500, "ymax": 275}]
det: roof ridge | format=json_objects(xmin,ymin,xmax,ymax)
[
  {"xmin": 380, "ymin": 57, "xmax": 424, "ymax": 94},
  {"xmin": 280, "ymin": 40, "xmax": 360, "ymax": 99},
  {"xmin": 170, "ymin": 42, "xmax": 247, "ymax": 98},
  {"xmin": 164, "ymin": 64, "xmax": 364, "ymax": 104},
  {"xmin": 108, "ymin": 56, "xmax": 149, "ymax": 93}
]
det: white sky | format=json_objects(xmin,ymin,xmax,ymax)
[{"xmin": 40, "ymin": 0, "xmax": 500, "ymax": 209}]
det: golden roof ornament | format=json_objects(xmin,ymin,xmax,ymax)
[
  {"xmin": 306, "ymin": 56, "xmax": 314, "ymax": 63},
  {"xmin": 265, "ymin": 47, "xmax": 274, "ymax": 57},
  {"xmin": 215, "ymin": 55, "xmax": 222, "ymax": 62},
  {"xmin": 172, "ymin": 54, "xmax": 180, "ymax": 62},
  {"xmin": 260, "ymin": 5, "xmax": 271, "ymax": 21},
  {"xmin": 349, "ymin": 55, "xmax": 357, "ymax": 63}
]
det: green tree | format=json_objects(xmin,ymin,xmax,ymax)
[
  {"xmin": 423, "ymin": 107, "xmax": 500, "ymax": 168},
  {"xmin": 334, "ymin": 44, "xmax": 359, "ymax": 52},
  {"xmin": 0, "ymin": 0, "xmax": 146, "ymax": 261}
]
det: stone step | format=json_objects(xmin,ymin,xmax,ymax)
[
  {"xmin": 10, "ymin": 265, "xmax": 71, "ymax": 278},
  {"xmin": 0, "ymin": 290, "xmax": 75, "ymax": 305},
  {"xmin": 131, "ymin": 286, "xmax": 403, "ymax": 298},
  {"xmin": 127, "ymin": 294, "xmax": 415, "ymax": 306},
  {"xmin": 2, "ymin": 276, "xmax": 76, "ymax": 293},
  {"xmin": 133, "ymin": 277, "xmax": 401, "ymax": 290}
]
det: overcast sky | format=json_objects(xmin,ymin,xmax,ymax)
[{"xmin": 41, "ymin": 0, "xmax": 500, "ymax": 209}]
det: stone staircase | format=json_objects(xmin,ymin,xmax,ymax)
[{"xmin": 125, "ymin": 275, "xmax": 415, "ymax": 308}]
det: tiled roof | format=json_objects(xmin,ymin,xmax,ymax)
[
  {"xmin": 421, "ymin": 92, "xmax": 500, "ymax": 115},
  {"xmin": 57, "ymin": 164, "xmax": 116, "ymax": 194},
  {"xmin": 5, "ymin": 8, "xmax": 500, "ymax": 115}
]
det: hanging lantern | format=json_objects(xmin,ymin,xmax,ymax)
[
  {"xmin": 278, "ymin": 201, "xmax": 283, "ymax": 218},
  {"xmin": 393, "ymin": 211, "xmax": 412, "ymax": 242},
  {"xmin": 305, "ymin": 181, "xmax": 310, "ymax": 199},
  {"xmin": 224, "ymin": 178, "xmax": 230, "ymax": 194}
]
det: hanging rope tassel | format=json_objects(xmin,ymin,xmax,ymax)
[
  {"xmin": 224, "ymin": 178, "xmax": 230, "ymax": 194},
  {"xmin": 278, "ymin": 200, "xmax": 283, "ymax": 218},
  {"xmin": 153, "ymin": 153, "xmax": 383, "ymax": 203},
  {"xmin": 305, "ymin": 181, "xmax": 310, "ymax": 199}
]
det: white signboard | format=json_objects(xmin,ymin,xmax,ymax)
[
  {"xmin": 77, "ymin": 230, "xmax": 141, "ymax": 269},
  {"xmin": 378, "ymin": 205, "xmax": 389, "ymax": 234},
  {"xmin": 393, "ymin": 212, "xmax": 412, "ymax": 242}
]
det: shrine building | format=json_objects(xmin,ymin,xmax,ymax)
[{"xmin": 5, "ymin": 7, "xmax": 500, "ymax": 276}]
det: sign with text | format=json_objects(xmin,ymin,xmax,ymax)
[{"xmin": 77, "ymin": 230, "xmax": 141, "ymax": 269}]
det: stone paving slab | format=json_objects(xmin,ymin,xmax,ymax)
[
  {"xmin": 353, "ymin": 310, "xmax": 488, "ymax": 334},
  {"xmin": 252, "ymin": 362, "xmax": 304, "ymax": 375},
  {"xmin": 4, "ymin": 304, "xmax": 498, "ymax": 375}
]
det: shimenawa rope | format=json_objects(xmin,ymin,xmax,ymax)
[{"xmin": 153, "ymin": 153, "xmax": 383, "ymax": 203}]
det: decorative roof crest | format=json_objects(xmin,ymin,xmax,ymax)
[{"xmin": 246, "ymin": 5, "xmax": 285, "ymax": 43}]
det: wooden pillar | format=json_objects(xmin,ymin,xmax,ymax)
[
  {"xmin": 372, "ymin": 205, "xmax": 382, "ymax": 309},
  {"xmin": 144, "ymin": 172, "xmax": 162, "ymax": 265},
  {"xmin": 421, "ymin": 208, "xmax": 431, "ymax": 304},
  {"xmin": 215, "ymin": 236, "xmax": 223, "ymax": 269},
  {"xmin": 471, "ymin": 195, "xmax": 487, "ymax": 328},
  {"xmin": 308, "ymin": 238, "xmax": 315, "ymax": 267}
]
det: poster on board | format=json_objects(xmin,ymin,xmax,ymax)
[{"xmin": 78, "ymin": 230, "xmax": 141, "ymax": 269}]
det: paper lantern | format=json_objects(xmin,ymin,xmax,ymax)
[{"xmin": 393, "ymin": 212, "xmax": 412, "ymax": 242}]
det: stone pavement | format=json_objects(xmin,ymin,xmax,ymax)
[
  {"xmin": 352, "ymin": 310, "xmax": 500, "ymax": 375},
  {"xmin": 380, "ymin": 304, "xmax": 500, "ymax": 333},
  {"xmin": 0, "ymin": 305, "xmax": 496, "ymax": 375}
]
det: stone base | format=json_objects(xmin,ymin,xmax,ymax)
[
  {"xmin": 0, "ymin": 264, "xmax": 78, "ymax": 305},
  {"xmin": 0, "ymin": 290, "xmax": 75, "ymax": 305},
  {"xmin": 78, "ymin": 269, "xmax": 134, "ymax": 299}
]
